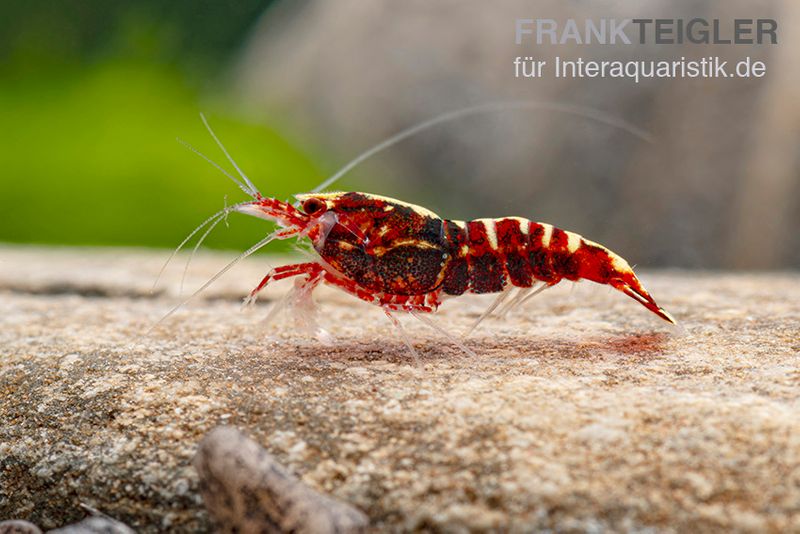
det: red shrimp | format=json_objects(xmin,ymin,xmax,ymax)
[
  {"xmin": 236, "ymin": 192, "xmax": 676, "ymax": 324},
  {"xmin": 156, "ymin": 103, "xmax": 676, "ymax": 354}
]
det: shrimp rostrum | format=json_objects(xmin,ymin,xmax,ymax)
[{"xmin": 161, "ymin": 106, "xmax": 676, "ymax": 352}]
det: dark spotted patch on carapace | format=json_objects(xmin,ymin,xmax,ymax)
[{"xmin": 317, "ymin": 193, "xmax": 449, "ymax": 295}]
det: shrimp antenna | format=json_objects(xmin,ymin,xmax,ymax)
[
  {"xmin": 179, "ymin": 211, "xmax": 228, "ymax": 295},
  {"xmin": 199, "ymin": 113, "xmax": 261, "ymax": 198},
  {"xmin": 177, "ymin": 137, "xmax": 257, "ymax": 199},
  {"xmin": 151, "ymin": 200, "xmax": 253, "ymax": 292},
  {"xmin": 307, "ymin": 100, "xmax": 654, "ymax": 196},
  {"xmin": 150, "ymin": 231, "xmax": 279, "ymax": 331}
]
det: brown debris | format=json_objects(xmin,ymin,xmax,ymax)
[
  {"xmin": 195, "ymin": 426, "xmax": 368, "ymax": 533},
  {"xmin": 0, "ymin": 521, "xmax": 42, "ymax": 534}
]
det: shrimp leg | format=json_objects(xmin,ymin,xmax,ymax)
[{"xmin": 244, "ymin": 262, "xmax": 324, "ymax": 306}]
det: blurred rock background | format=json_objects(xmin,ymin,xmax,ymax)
[
  {"xmin": 235, "ymin": 0, "xmax": 800, "ymax": 269},
  {"xmin": 1, "ymin": 0, "xmax": 798, "ymax": 268}
]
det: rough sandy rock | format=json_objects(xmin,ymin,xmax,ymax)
[
  {"xmin": 196, "ymin": 426, "xmax": 368, "ymax": 533},
  {"xmin": 1, "ymin": 246, "xmax": 799, "ymax": 532}
]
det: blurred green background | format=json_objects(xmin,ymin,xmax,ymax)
[{"xmin": 0, "ymin": 1, "xmax": 330, "ymax": 251}]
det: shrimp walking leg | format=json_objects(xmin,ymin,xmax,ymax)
[
  {"xmin": 262, "ymin": 269, "xmax": 334, "ymax": 344},
  {"xmin": 244, "ymin": 262, "xmax": 324, "ymax": 306},
  {"xmin": 318, "ymin": 269, "xmax": 445, "ymax": 313}
]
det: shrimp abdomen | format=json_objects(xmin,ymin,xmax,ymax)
[{"xmin": 441, "ymin": 217, "xmax": 591, "ymax": 296}]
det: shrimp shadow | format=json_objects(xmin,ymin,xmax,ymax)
[
  {"xmin": 283, "ymin": 330, "xmax": 672, "ymax": 365},
  {"xmin": 290, "ymin": 339, "xmax": 473, "ymax": 364},
  {"xmin": 462, "ymin": 330, "xmax": 674, "ymax": 364},
  {"xmin": 585, "ymin": 331, "xmax": 673, "ymax": 362},
  {"xmin": 601, "ymin": 331, "xmax": 671, "ymax": 353}
]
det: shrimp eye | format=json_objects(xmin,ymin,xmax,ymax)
[{"xmin": 302, "ymin": 197, "xmax": 327, "ymax": 216}]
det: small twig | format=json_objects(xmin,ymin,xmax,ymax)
[{"xmin": 195, "ymin": 426, "xmax": 368, "ymax": 533}]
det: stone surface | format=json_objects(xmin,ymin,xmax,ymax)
[{"xmin": 1, "ymin": 245, "xmax": 799, "ymax": 532}]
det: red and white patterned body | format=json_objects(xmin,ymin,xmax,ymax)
[{"xmin": 236, "ymin": 191, "xmax": 675, "ymax": 324}]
